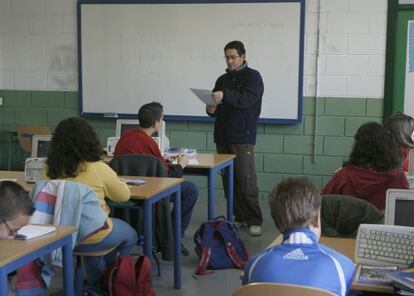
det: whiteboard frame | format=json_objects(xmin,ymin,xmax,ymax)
[{"xmin": 77, "ymin": 0, "xmax": 305, "ymax": 124}]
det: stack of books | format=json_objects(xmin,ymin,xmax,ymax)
[
  {"xmin": 387, "ymin": 268, "xmax": 414, "ymax": 295},
  {"xmin": 354, "ymin": 265, "xmax": 397, "ymax": 286},
  {"xmin": 164, "ymin": 148, "xmax": 197, "ymax": 158}
]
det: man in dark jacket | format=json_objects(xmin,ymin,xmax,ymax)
[{"xmin": 206, "ymin": 41, "xmax": 263, "ymax": 236}]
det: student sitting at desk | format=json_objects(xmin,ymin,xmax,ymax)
[
  {"xmin": 384, "ymin": 112, "xmax": 414, "ymax": 173},
  {"xmin": 114, "ymin": 101, "xmax": 198, "ymax": 256},
  {"xmin": 46, "ymin": 117, "xmax": 137, "ymax": 284},
  {"xmin": 242, "ymin": 177, "xmax": 355, "ymax": 296},
  {"xmin": 322, "ymin": 122, "xmax": 408, "ymax": 210},
  {"xmin": 0, "ymin": 181, "xmax": 34, "ymax": 239}
]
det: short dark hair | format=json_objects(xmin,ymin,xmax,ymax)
[
  {"xmin": 268, "ymin": 177, "xmax": 321, "ymax": 232},
  {"xmin": 0, "ymin": 181, "xmax": 34, "ymax": 222},
  {"xmin": 138, "ymin": 102, "xmax": 164, "ymax": 128},
  {"xmin": 345, "ymin": 122, "xmax": 402, "ymax": 171},
  {"xmin": 224, "ymin": 40, "xmax": 246, "ymax": 56},
  {"xmin": 46, "ymin": 117, "xmax": 102, "ymax": 179},
  {"xmin": 384, "ymin": 112, "xmax": 414, "ymax": 149}
]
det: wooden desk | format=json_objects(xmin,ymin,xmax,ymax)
[
  {"xmin": 0, "ymin": 172, "xmax": 183, "ymax": 288},
  {"xmin": 122, "ymin": 176, "xmax": 183, "ymax": 289},
  {"xmin": 104, "ymin": 153, "xmax": 236, "ymax": 221},
  {"xmin": 184, "ymin": 153, "xmax": 236, "ymax": 221},
  {"xmin": 270, "ymin": 235, "xmax": 393, "ymax": 294},
  {"xmin": 0, "ymin": 170, "xmax": 32, "ymax": 191},
  {"xmin": 0, "ymin": 225, "xmax": 76, "ymax": 296}
]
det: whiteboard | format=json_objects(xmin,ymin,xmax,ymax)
[
  {"xmin": 404, "ymin": 21, "xmax": 414, "ymax": 117},
  {"xmin": 78, "ymin": 1, "xmax": 305, "ymax": 124}
]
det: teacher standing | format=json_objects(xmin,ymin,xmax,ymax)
[{"xmin": 206, "ymin": 40, "xmax": 263, "ymax": 236}]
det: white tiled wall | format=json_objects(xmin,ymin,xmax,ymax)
[
  {"xmin": 304, "ymin": 0, "xmax": 387, "ymax": 98},
  {"xmin": 0, "ymin": 0, "xmax": 388, "ymax": 98},
  {"xmin": 0, "ymin": 0, "xmax": 77, "ymax": 90}
]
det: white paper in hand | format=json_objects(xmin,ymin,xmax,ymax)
[{"xmin": 190, "ymin": 88, "xmax": 219, "ymax": 105}]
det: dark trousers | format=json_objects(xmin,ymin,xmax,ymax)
[
  {"xmin": 216, "ymin": 143, "xmax": 263, "ymax": 226},
  {"xmin": 174, "ymin": 180, "xmax": 198, "ymax": 236}
]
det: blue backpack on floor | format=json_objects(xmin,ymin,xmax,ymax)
[{"xmin": 194, "ymin": 216, "xmax": 249, "ymax": 275}]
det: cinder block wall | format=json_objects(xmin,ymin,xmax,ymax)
[
  {"xmin": 0, "ymin": 90, "xmax": 382, "ymax": 199},
  {"xmin": 0, "ymin": 0, "xmax": 388, "ymax": 198}
]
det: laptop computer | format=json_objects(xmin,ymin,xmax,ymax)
[{"xmin": 385, "ymin": 189, "xmax": 414, "ymax": 227}]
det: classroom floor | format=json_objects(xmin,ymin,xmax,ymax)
[
  {"xmin": 152, "ymin": 197, "xmax": 277, "ymax": 296},
  {"xmin": 10, "ymin": 196, "xmax": 277, "ymax": 296}
]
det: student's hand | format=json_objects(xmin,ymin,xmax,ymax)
[
  {"xmin": 0, "ymin": 226, "xmax": 11, "ymax": 240},
  {"xmin": 212, "ymin": 91, "xmax": 224, "ymax": 103},
  {"xmin": 177, "ymin": 155, "xmax": 189, "ymax": 168},
  {"xmin": 206, "ymin": 104, "xmax": 217, "ymax": 114},
  {"xmin": 164, "ymin": 154, "xmax": 173, "ymax": 162}
]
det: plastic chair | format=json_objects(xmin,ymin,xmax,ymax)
[
  {"xmin": 321, "ymin": 194, "xmax": 384, "ymax": 238},
  {"xmin": 73, "ymin": 243, "xmax": 121, "ymax": 296},
  {"xmin": 232, "ymin": 283, "xmax": 336, "ymax": 296},
  {"xmin": 16, "ymin": 125, "xmax": 50, "ymax": 155}
]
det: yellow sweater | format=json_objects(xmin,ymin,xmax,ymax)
[{"xmin": 67, "ymin": 161, "xmax": 130, "ymax": 243}]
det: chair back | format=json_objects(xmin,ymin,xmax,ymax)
[
  {"xmin": 109, "ymin": 154, "xmax": 168, "ymax": 177},
  {"xmin": 232, "ymin": 283, "xmax": 336, "ymax": 296},
  {"xmin": 321, "ymin": 194, "xmax": 384, "ymax": 238},
  {"xmin": 16, "ymin": 125, "xmax": 50, "ymax": 154},
  {"xmin": 30, "ymin": 180, "xmax": 107, "ymax": 246},
  {"xmin": 109, "ymin": 154, "xmax": 173, "ymax": 260}
]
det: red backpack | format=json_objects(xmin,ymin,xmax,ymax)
[{"xmin": 105, "ymin": 255, "xmax": 157, "ymax": 296}]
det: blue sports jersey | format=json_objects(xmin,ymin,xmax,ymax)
[{"xmin": 242, "ymin": 228, "xmax": 355, "ymax": 296}]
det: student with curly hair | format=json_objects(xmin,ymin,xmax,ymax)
[
  {"xmin": 384, "ymin": 112, "xmax": 414, "ymax": 172},
  {"xmin": 322, "ymin": 122, "xmax": 409, "ymax": 210},
  {"xmin": 46, "ymin": 117, "xmax": 137, "ymax": 284}
]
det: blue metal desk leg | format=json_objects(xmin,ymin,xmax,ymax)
[
  {"xmin": 0, "ymin": 269, "xmax": 8, "ymax": 296},
  {"xmin": 226, "ymin": 161, "xmax": 234, "ymax": 222},
  {"xmin": 62, "ymin": 236, "xmax": 74, "ymax": 296},
  {"xmin": 143, "ymin": 200, "xmax": 153, "ymax": 259},
  {"xmin": 208, "ymin": 169, "xmax": 215, "ymax": 220},
  {"xmin": 173, "ymin": 187, "xmax": 181, "ymax": 289}
]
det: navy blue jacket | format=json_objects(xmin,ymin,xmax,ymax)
[{"xmin": 208, "ymin": 62, "xmax": 263, "ymax": 144}]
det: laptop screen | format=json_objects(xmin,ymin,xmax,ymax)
[
  {"xmin": 394, "ymin": 199, "xmax": 414, "ymax": 227},
  {"xmin": 120, "ymin": 123, "xmax": 139, "ymax": 135}
]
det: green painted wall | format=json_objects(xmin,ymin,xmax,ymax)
[{"xmin": 0, "ymin": 90, "xmax": 383, "ymax": 199}]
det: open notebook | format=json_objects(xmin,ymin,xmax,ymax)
[{"xmin": 15, "ymin": 224, "xmax": 56, "ymax": 240}]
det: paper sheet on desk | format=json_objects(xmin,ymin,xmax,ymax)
[
  {"xmin": 190, "ymin": 88, "xmax": 219, "ymax": 105},
  {"xmin": 15, "ymin": 225, "xmax": 56, "ymax": 240},
  {"xmin": 0, "ymin": 179, "xmax": 17, "ymax": 182},
  {"xmin": 188, "ymin": 159, "xmax": 199, "ymax": 165}
]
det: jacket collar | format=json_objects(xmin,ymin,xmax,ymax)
[
  {"xmin": 226, "ymin": 61, "xmax": 248, "ymax": 73},
  {"xmin": 282, "ymin": 228, "xmax": 318, "ymax": 244}
]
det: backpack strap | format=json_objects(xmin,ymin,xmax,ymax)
[
  {"xmin": 135, "ymin": 256, "xmax": 156, "ymax": 296},
  {"xmin": 216, "ymin": 222, "xmax": 248, "ymax": 269},
  {"xmin": 106, "ymin": 263, "xmax": 117, "ymax": 296},
  {"xmin": 195, "ymin": 223, "xmax": 216, "ymax": 275}
]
